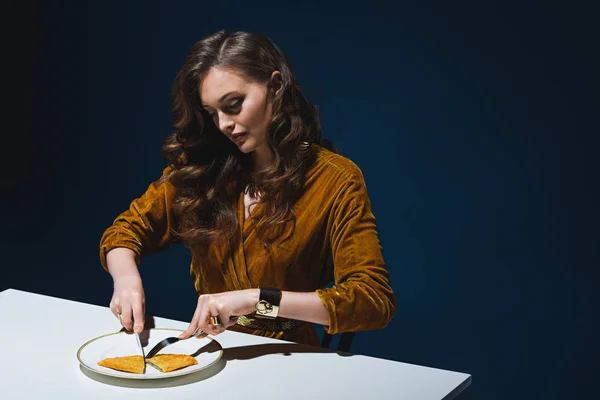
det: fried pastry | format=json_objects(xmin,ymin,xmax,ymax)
[
  {"xmin": 98, "ymin": 355, "xmax": 145, "ymax": 374},
  {"xmin": 146, "ymin": 354, "xmax": 198, "ymax": 372}
]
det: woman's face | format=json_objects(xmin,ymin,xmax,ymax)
[{"xmin": 200, "ymin": 67, "xmax": 277, "ymax": 155}]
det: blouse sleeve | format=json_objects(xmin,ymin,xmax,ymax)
[
  {"xmin": 316, "ymin": 165, "xmax": 396, "ymax": 334},
  {"xmin": 99, "ymin": 165, "xmax": 178, "ymax": 271}
]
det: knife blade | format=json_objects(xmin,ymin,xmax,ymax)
[
  {"xmin": 134, "ymin": 332, "xmax": 146, "ymax": 372},
  {"xmin": 116, "ymin": 312, "xmax": 146, "ymax": 371}
]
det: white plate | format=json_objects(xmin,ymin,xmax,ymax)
[{"xmin": 77, "ymin": 328, "xmax": 222, "ymax": 379}]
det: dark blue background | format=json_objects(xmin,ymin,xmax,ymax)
[{"xmin": 3, "ymin": 1, "xmax": 598, "ymax": 398}]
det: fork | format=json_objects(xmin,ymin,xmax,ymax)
[{"xmin": 145, "ymin": 330, "xmax": 208, "ymax": 359}]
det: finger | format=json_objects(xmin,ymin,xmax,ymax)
[
  {"xmin": 132, "ymin": 295, "xmax": 145, "ymax": 334},
  {"xmin": 191, "ymin": 326, "xmax": 204, "ymax": 336},
  {"xmin": 110, "ymin": 304, "xmax": 118, "ymax": 318},
  {"xmin": 179, "ymin": 322, "xmax": 197, "ymax": 339},
  {"xmin": 216, "ymin": 309, "xmax": 232, "ymax": 327},
  {"xmin": 205, "ymin": 304, "xmax": 223, "ymax": 336},
  {"xmin": 193, "ymin": 298, "xmax": 213, "ymax": 335},
  {"xmin": 227, "ymin": 315, "xmax": 239, "ymax": 328},
  {"xmin": 111, "ymin": 305, "xmax": 122, "ymax": 324},
  {"xmin": 211, "ymin": 324, "xmax": 225, "ymax": 335},
  {"xmin": 110, "ymin": 298, "xmax": 121, "ymax": 318},
  {"xmin": 216, "ymin": 307, "xmax": 239, "ymax": 329},
  {"xmin": 179, "ymin": 298, "xmax": 204, "ymax": 339},
  {"xmin": 120, "ymin": 301, "xmax": 134, "ymax": 331}
]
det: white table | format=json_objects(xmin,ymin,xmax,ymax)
[{"xmin": 0, "ymin": 289, "xmax": 471, "ymax": 399}]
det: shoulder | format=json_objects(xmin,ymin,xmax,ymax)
[
  {"xmin": 303, "ymin": 145, "xmax": 371, "ymax": 209},
  {"xmin": 310, "ymin": 145, "xmax": 366, "ymax": 184},
  {"xmin": 157, "ymin": 151, "xmax": 188, "ymax": 183}
]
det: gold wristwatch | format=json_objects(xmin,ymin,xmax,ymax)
[{"xmin": 254, "ymin": 287, "xmax": 281, "ymax": 319}]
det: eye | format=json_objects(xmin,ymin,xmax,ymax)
[{"xmin": 229, "ymin": 98, "xmax": 243, "ymax": 109}]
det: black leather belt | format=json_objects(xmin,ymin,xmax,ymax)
[{"xmin": 236, "ymin": 315, "xmax": 304, "ymax": 331}]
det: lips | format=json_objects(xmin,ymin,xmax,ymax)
[{"xmin": 231, "ymin": 132, "xmax": 248, "ymax": 142}]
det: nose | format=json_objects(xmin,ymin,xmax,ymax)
[{"xmin": 218, "ymin": 112, "xmax": 234, "ymax": 134}]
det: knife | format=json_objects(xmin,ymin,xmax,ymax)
[
  {"xmin": 116, "ymin": 312, "xmax": 146, "ymax": 371},
  {"xmin": 134, "ymin": 332, "xmax": 146, "ymax": 373},
  {"xmin": 116, "ymin": 312, "xmax": 146, "ymax": 368}
]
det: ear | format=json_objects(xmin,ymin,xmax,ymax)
[{"xmin": 269, "ymin": 71, "xmax": 284, "ymax": 96}]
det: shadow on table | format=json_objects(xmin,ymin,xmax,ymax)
[
  {"xmin": 220, "ymin": 342, "xmax": 354, "ymax": 360},
  {"xmin": 119, "ymin": 315, "xmax": 354, "ymax": 360},
  {"xmin": 84, "ymin": 315, "xmax": 353, "ymax": 388}
]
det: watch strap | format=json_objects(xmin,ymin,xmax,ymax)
[{"xmin": 255, "ymin": 287, "xmax": 281, "ymax": 319}]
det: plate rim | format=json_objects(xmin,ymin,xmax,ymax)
[{"xmin": 77, "ymin": 327, "xmax": 223, "ymax": 380}]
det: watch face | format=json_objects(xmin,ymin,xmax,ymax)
[{"xmin": 255, "ymin": 300, "xmax": 273, "ymax": 315}]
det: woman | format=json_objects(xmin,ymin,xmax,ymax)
[{"xmin": 100, "ymin": 30, "xmax": 395, "ymax": 346}]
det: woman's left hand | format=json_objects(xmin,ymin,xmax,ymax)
[{"xmin": 179, "ymin": 288, "xmax": 259, "ymax": 338}]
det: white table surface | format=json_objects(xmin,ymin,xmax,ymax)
[{"xmin": 0, "ymin": 289, "xmax": 471, "ymax": 399}]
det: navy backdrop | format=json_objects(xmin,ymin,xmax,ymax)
[{"xmin": 2, "ymin": 1, "xmax": 598, "ymax": 399}]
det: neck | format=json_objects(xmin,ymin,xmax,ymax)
[{"xmin": 251, "ymin": 144, "xmax": 274, "ymax": 172}]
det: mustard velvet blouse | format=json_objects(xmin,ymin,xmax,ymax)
[{"xmin": 99, "ymin": 146, "xmax": 396, "ymax": 346}]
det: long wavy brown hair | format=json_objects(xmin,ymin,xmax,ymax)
[{"xmin": 160, "ymin": 30, "xmax": 334, "ymax": 249}]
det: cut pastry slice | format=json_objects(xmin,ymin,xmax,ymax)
[
  {"xmin": 98, "ymin": 355, "xmax": 145, "ymax": 374},
  {"xmin": 146, "ymin": 354, "xmax": 198, "ymax": 372}
]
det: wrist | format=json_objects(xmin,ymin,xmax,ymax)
[
  {"xmin": 113, "ymin": 273, "xmax": 142, "ymax": 287},
  {"xmin": 248, "ymin": 288, "xmax": 260, "ymax": 308},
  {"xmin": 107, "ymin": 250, "xmax": 139, "ymax": 281},
  {"xmin": 254, "ymin": 287, "xmax": 282, "ymax": 319}
]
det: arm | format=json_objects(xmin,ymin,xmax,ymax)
[
  {"xmin": 278, "ymin": 291, "xmax": 329, "ymax": 325},
  {"xmin": 106, "ymin": 248, "xmax": 145, "ymax": 333},
  {"xmin": 276, "ymin": 165, "xmax": 395, "ymax": 329},
  {"xmin": 100, "ymin": 165, "xmax": 178, "ymax": 332},
  {"xmin": 99, "ymin": 165, "xmax": 178, "ymax": 270},
  {"xmin": 180, "ymin": 165, "xmax": 395, "ymax": 338},
  {"xmin": 179, "ymin": 288, "xmax": 330, "ymax": 338},
  {"xmin": 246, "ymin": 169, "xmax": 395, "ymax": 328},
  {"xmin": 315, "ymin": 168, "xmax": 396, "ymax": 334}
]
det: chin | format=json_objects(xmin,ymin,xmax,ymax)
[
  {"xmin": 237, "ymin": 138, "xmax": 256, "ymax": 153},
  {"xmin": 238, "ymin": 146, "xmax": 254, "ymax": 154}
]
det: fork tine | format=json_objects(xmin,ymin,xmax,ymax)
[
  {"xmin": 145, "ymin": 337, "xmax": 179, "ymax": 359},
  {"xmin": 145, "ymin": 330, "xmax": 208, "ymax": 359}
]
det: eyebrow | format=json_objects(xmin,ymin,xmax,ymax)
[{"xmin": 202, "ymin": 91, "xmax": 240, "ymax": 108}]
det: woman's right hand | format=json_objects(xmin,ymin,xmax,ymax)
[
  {"xmin": 106, "ymin": 248, "xmax": 145, "ymax": 334},
  {"xmin": 109, "ymin": 275, "xmax": 145, "ymax": 333}
]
